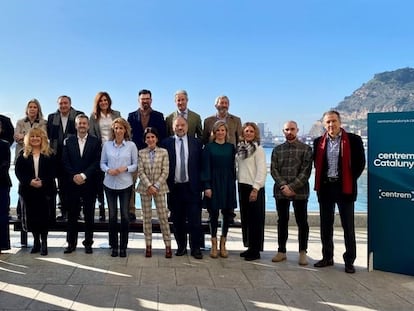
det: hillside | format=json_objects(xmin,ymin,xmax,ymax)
[{"xmin": 308, "ymin": 67, "xmax": 414, "ymax": 137}]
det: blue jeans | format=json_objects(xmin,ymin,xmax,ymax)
[{"xmin": 104, "ymin": 185, "xmax": 132, "ymax": 249}]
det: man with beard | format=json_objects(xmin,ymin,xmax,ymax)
[
  {"xmin": 62, "ymin": 114, "xmax": 101, "ymax": 254},
  {"xmin": 270, "ymin": 121, "xmax": 313, "ymax": 266},
  {"xmin": 202, "ymin": 95, "xmax": 242, "ymax": 147},
  {"xmin": 127, "ymin": 89, "xmax": 166, "ymax": 220}
]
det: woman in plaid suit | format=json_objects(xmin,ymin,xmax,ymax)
[{"xmin": 137, "ymin": 127, "xmax": 172, "ymax": 258}]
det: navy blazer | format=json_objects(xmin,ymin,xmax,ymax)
[
  {"xmin": 62, "ymin": 134, "xmax": 101, "ymax": 192},
  {"xmin": 162, "ymin": 135, "xmax": 202, "ymax": 195},
  {"xmin": 128, "ymin": 109, "xmax": 167, "ymax": 150}
]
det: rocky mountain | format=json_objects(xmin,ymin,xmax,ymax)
[{"xmin": 308, "ymin": 67, "xmax": 414, "ymax": 137}]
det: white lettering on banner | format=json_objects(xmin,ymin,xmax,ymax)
[
  {"xmin": 373, "ymin": 152, "xmax": 414, "ymax": 169},
  {"xmin": 378, "ymin": 189, "xmax": 414, "ymax": 202}
]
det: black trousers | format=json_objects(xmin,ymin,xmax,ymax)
[
  {"xmin": 275, "ymin": 198, "xmax": 309, "ymax": 253},
  {"xmin": 318, "ymin": 182, "xmax": 356, "ymax": 264},
  {"xmin": 238, "ymin": 183, "xmax": 265, "ymax": 253},
  {"xmin": 167, "ymin": 183, "xmax": 202, "ymax": 251},
  {"xmin": 66, "ymin": 185, "xmax": 95, "ymax": 247}
]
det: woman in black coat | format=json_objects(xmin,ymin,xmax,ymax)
[{"xmin": 15, "ymin": 128, "xmax": 56, "ymax": 255}]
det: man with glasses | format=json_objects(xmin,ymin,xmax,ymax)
[{"xmin": 127, "ymin": 89, "xmax": 167, "ymax": 220}]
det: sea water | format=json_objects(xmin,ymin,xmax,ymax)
[{"xmin": 7, "ymin": 148, "xmax": 367, "ymax": 212}]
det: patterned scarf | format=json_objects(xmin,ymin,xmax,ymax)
[
  {"xmin": 236, "ymin": 141, "xmax": 257, "ymax": 160},
  {"xmin": 314, "ymin": 128, "xmax": 353, "ymax": 194}
]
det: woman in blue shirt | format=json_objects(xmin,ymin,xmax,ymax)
[{"xmin": 100, "ymin": 118, "xmax": 138, "ymax": 258}]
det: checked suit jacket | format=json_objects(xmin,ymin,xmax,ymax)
[{"xmin": 136, "ymin": 146, "xmax": 170, "ymax": 195}]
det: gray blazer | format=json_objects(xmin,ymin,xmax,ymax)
[{"xmin": 88, "ymin": 110, "xmax": 121, "ymax": 142}]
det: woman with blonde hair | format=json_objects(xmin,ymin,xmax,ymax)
[
  {"xmin": 100, "ymin": 118, "xmax": 137, "ymax": 257},
  {"xmin": 14, "ymin": 99, "xmax": 47, "ymax": 160},
  {"xmin": 201, "ymin": 120, "xmax": 237, "ymax": 258},
  {"xmin": 89, "ymin": 91, "xmax": 121, "ymax": 221},
  {"xmin": 15, "ymin": 128, "xmax": 56, "ymax": 255}
]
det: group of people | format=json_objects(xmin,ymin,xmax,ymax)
[{"xmin": 0, "ymin": 90, "xmax": 365, "ymax": 273}]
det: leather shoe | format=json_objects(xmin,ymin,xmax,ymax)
[
  {"xmin": 111, "ymin": 249, "xmax": 118, "ymax": 257},
  {"xmin": 85, "ymin": 246, "xmax": 93, "ymax": 254},
  {"xmin": 165, "ymin": 246, "xmax": 172, "ymax": 258},
  {"xmin": 314, "ymin": 258, "xmax": 334, "ymax": 268},
  {"xmin": 240, "ymin": 250, "xmax": 251, "ymax": 258},
  {"xmin": 63, "ymin": 246, "xmax": 76, "ymax": 254},
  {"xmin": 345, "ymin": 263, "xmax": 355, "ymax": 273},
  {"xmin": 82, "ymin": 241, "xmax": 93, "ymax": 254},
  {"xmin": 175, "ymin": 248, "xmax": 187, "ymax": 256},
  {"xmin": 120, "ymin": 249, "xmax": 127, "ymax": 257},
  {"xmin": 145, "ymin": 245, "xmax": 152, "ymax": 258},
  {"xmin": 245, "ymin": 253, "xmax": 260, "ymax": 261},
  {"xmin": 191, "ymin": 249, "xmax": 203, "ymax": 260}
]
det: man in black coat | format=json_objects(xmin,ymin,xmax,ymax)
[
  {"xmin": 47, "ymin": 95, "xmax": 84, "ymax": 220},
  {"xmin": 0, "ymin": 114, "xmax": 14, "ymax": 146},
  {"xmin": 62, "ymin": 114, "xmax": 101, "ymax": 254},
  {"xmin": 313, "ymin": 110, "xmax": 365, "ymax": 273}
]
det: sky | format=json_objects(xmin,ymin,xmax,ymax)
[{"xmin": 1, "ymin": 0, "xmax": 413, "ymax": 136}]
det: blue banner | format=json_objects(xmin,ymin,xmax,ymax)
[{"xmin": 368, "ymin": 111, "xmax": 414, "ymax": 275}]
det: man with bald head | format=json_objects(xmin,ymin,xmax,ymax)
[
  {"xmin": 162, "ymin": 115, "xmax": 203, "ymax": 259},
  {"xmin": 271, "ymin": 121, "xmax": 313, "ymax": 266}
]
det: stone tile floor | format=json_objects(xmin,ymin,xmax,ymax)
[{"xmin": 1, "ymin": 226, "xmax": 414, "ymax": 310}]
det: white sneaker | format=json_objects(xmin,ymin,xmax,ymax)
[
  {"xmin": 298, "ymin": 251, "xmax": 308, "ymax": 266},
  {"xmin": 272, "ymin": 252, "xmax": 287, "ymax": 262}
]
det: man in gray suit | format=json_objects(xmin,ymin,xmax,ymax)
[
  {"xmin": 165, "ymin": 90, "xmax": 203, "ymax": 140},
  {"xmin": 202, "ymin": 95, "xmax": 242, "ymax": 146}
]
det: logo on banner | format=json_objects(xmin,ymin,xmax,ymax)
[
  {"xmin": 378, "ymin": 189, "xmax": 414, "ymax": 202},
  {"xmin": 373, "ymin": 152, "xmax": 414, "ymax": 169}
]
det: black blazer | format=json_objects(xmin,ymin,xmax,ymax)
[
  {"xmin": 62, "ymin": 134, "xmax": 101, "ymax": 192},
  {"xmin": 162, "ymin": 135, "xmax": 202, "ymax": 195},
  {"xmin": 0, "ymin": 140, "xmax": 11, "ymax": 188},
  {"xmin": 313, "ymin": 131, "xmax": 366, "ymax": 201}
]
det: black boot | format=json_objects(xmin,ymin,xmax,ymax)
[
  {"xmin": 31, "ymin": 232, "xmax": 41, "ymax": 254},
  {"xmin": 99, "ymin": 205, "xmax": 105, "ymax": 221},
  {"xmin": 40, "ymin": 233, "xmax": 48, "ymax": 256}
]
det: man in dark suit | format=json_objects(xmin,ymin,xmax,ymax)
[
  {"xmin": 162, "ymin": 116, "xmax": 203, "ymax": 259},
  {"xmin": 313, "ymin": 110, "xmax": 365, "ymax": 273},
  {"xmin": 0, "ymin": 114, "xmax": 14, "ymax": 145},
  {"xmin": 127, "ymin": 89, "xmax": 167, "ymax": 220},
  {"xmin": 165, "ymin": 90, "xmax": 203, "ymax": 140},
  {"xmin": 47, "ymin": 95, "xmax": 84, "ymax": 220},
  {"xmin": 62, "ymin": 114, "xmax": 101, "ymax": 254}
]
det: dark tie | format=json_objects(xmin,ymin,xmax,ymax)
[{"xmin": 179, "ymin": 138, "xmax": 186, "ymax": 182}]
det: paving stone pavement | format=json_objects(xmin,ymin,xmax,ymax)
[{"xmin": 1, "ymin": 225, "xmax": 414, "ymax": 311}]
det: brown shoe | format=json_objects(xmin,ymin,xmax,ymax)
[
  {"xmin": 272, "ymin": 252, "xmax": 287, "ymax": 262},
  {"xmin": 165, "ymin": 246, "xmax": 172, "ymax": 258},
  {"xmin": 145, "ymin": 245, "xmax": 152, "ymax": 258}
]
